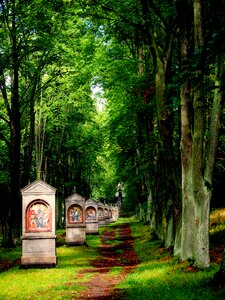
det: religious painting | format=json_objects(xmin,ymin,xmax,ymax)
[
  {"xmin": 26, "ymin": 200, "xmax": 52, "ymax": 232},
  {"xmin": 68, "ymin": 205, "xmax": 83, "ymax": 223},
  {"xmin": 98, "ymin": 207, "xmax": 104, "ymax": 218},
  {"xmin": 105, "ymin": 209, "xmax": 109, "ymax": 217},
  {"xmin": 86, "ymin": 207, "xmax": 96, "ymax": 220}
]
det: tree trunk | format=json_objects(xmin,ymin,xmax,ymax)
[
  {"xmin": 139, "ymin": 0, "xmax": 180, "ymax": 247},
  {"xmin": 210, "ymin": 55, "xmax": 224, "ymax": 279},
  {"xmin": 191, "ymin": 0, "xmax": 210, "ymax": 268},
  {"xmin": 179, "ymin": 0, "xmax": 222, "ymax": 268},
  {"xmin": 7, "ymin": 0, "xmax": 21, "ymax": 244},
  {"xmin": 35, "ymin": 89, "xmax": 47, "ymax": 180},
  {"xmin": 155, "ymin": 58, "xmax": 181, "ymax": 247},
  {"xmin": 21, "ymin": 99, "xmax": 35, "ymax": 186}
]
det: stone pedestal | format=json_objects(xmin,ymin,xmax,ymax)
[
  {"xmin": 105, "ymin": 204, "xmax": 110, "ymax": 224},
  {"xmin": 109, "ymin": 206, "xmax": 114, "ymax": 223},
  {"xmin": 85, "ymin": 199, "xmax": 98, "ymax": 234},
  {"xmin": 65, "ymin": 193, "xmax": 86, "ymax": 245},
  {"xmin": 116, "ymin": 206, "xmax": 119, "ymax": 220},
  {"xmin": 20, "ymin": 180, "xmax": 57, "ymax": 267},
  {"xmin": 97, "ymin": 202, "xmax": 106, "ymax": 226},
  {"xmin": 112, "ymin": 206, "xmax": 119, "ymax": 221}
]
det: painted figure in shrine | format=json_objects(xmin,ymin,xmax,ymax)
[
  {"xmin": 98, "ymin": 208, "xmax": 104, "ymax": 217},
  {"xmin": 68, "ymin": 205, "xmax": 82, "ymax": 223},
  {"xmin": 26, "ymin": 200, "xmax": 51, "ymax": 232},
  {"xmin": 86, "ymin": 208, "xmax": 96, "ymax": 219}
]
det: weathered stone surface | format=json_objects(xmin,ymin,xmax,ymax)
[
  {"xmin": 104, "ymin": 204, "xmax": 110, "ymax": 224},
  {"xmin": 85, "ymin": 199, "xmax": 98, "ymax": 234},
  {"xmin": 65, "ymin": 193, "xmax": 86, "ymax": 245},
  {"xmin": 20, "ymin": 180, "xmax": 57, "ymax": 267},
  {"xmin": 97, "ymin": 202, "xmax": 106, "ymax": 227},
  {"xmin": 65, "ymin": 226, "xmax": 86, "ymax": 245}
]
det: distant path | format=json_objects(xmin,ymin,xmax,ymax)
[{"xmin": 77, "ymin": 223, "xmax": 139, "ymax": 299}]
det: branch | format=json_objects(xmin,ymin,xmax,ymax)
[
  {"xmin": 148, "ymin": 0, "xmax": 170, "ymax": 30},
  {"xmin": 0, "ymin": 69, "xmax": 11, "ymax": 115},
  {"xmin": 163, "ymin": 22, "xmax": 178, "ymax": 65},
  {"xmin": 204, "ymin": 54, "xmax": 224, "ymax": 186},
  {"xmin": 86, "ymin": 0, "xmax": 141, "ymax": 29},
  {"xmin": 0, "ymin": 0, "xmax": 12, "ymax": 35},
  {"xmin": 20, "ymin": 67, "xmax": 64, "ymax": 114},
  {"xmin": 0, "ymin": 131, "xmax": 10, "ymax": 149},
  {"xmin": 0, "ymin": 113, "xmax": 10, "ymax": 125}
]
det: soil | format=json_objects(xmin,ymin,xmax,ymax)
[
  {"xmin": 77, "ymin": 223, "xmax": 139, "ymax": 299},
  {"xmin": 0, "ymin": 257, "xmax": 21, "ymax": 272}
]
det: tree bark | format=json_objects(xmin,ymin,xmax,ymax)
[
  {"xmin": 140, "ymin": 0, "xmax": 180, "ymax": 248},
  {"xmin": 35, "ymin": 89, "xmax": 47, "ymax": 180},
  {"xmin": 21, "ymin": 98, "xmax": 35, "ymax": 187},
  {"xmin": 7, "ymin": 0, "xmax": 22, "ymax": 244},
  {"xmin": 179, "ymin": 0, "xmax": 222, "ymax": 268}
]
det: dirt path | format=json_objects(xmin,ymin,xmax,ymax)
[{"xmin": 77, "ymin": 223, "xmax": 139, "ymax": 300}]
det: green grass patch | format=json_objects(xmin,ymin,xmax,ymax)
[
  {"xmin": 1, "ymin": 213, "xmax": 225, "ymax": 299},
  {"xmin": 0, "ymin": 232, "xmax": 101, "ymax": 300},
  {"xmin": 0, "ymin": 246, "xmax": 22, "ymax": 263},
  {"xmin": 115, "ymin": 217, "xmax": 225, "ymax": 300},
  {"xmin": 210, "ymin": 208, "xmax": 225, "ymax": 244},
  {"xmin": 109, "ymin": 266, "xmax": 123, "ymax": 275}
]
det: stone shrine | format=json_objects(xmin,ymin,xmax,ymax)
[
  {"xmin": 104, "ymin": 204, "xmax": 110, "ymax": 224},
  {"xmin": 109, "ymin": 206, "xmax": 114, "ymax": 223},
  {"xmin": 85, "ymin": 199, "xmax": 98, "ymax": 234},
  {"xmin": 65, "ymin": 193, "xmax": 86, "ymax": 245},
  {"xmin": 112, "ymin": 205, "xmax": 119, "ymax": 221},
  {"xmin": 20, "ymin": 180, "xmax": 57, "ymax": 267},
  {"xmin": 97, "ymin": 201, "xmax": 106, "ymax": 226}
]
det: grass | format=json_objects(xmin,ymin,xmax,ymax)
[
  {"xmin": 0, "ymin": 233, "xmax": 100, "ymax": 300},
  {"xmin": 0, "ymin": 246, "xmax": 22, "ymax": 263},
  {"xmin": 0, "ymin": 210, "xmax": 225, "ymax": 299},
  {"xmin": 210, "ymin": 208, "xmax": 225, "ymax": 244},
  {"xmin": 117, "ymin": 214, "xmax": 225, "ymax": 300}
]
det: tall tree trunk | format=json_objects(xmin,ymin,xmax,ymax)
[
  {"xmin": 7, "ymin": 0, "xmax": 21, "ymax": 245},
  {"xmin": 191, "ymin": 0, "xmax": 210, "ymax": 268},
  {"xmin": 140, "ymin": 0, "xmax": 180, "ymax": 247},
  {"xmin": 210, "ymin": 55, "xmax": 224, "ymax": 279},
  {"xmin": 21, "ymin": 99, "xmax": 35, "ymax": 186},
  {"xmin": 178, "ymin": 0, "xmax": 195, "ymax": 259},
  {"xmin": 204, "ymin": 54, "xmax": 223, "ymax": 185},
  {"xmin": 179, "ymin": 0, "xmax": 222, "ymax": 268},
  {"xmin": 21, "ymin": 73, "xmax": 41, "ymax": 186},
  {"xmin": 35, "ymin": 89, "xmax": 47, "ymax": 180},
  {"xmin": 154, "ymin": 48, "xmax": 181, "ymax": 247}
]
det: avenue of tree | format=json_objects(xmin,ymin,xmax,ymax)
[{"xmin": 0, "ymin": 0, "xmax": 225, "ymax": 269}]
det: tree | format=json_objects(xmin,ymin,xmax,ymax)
[
  {"xmin": 177, "ymin": 0, "xmax": 224, "ymax": 267},
  {"xmin": 0, "ymin": 0, "xmax": 68, "ymax": 244},
  {"xmin": 77, "ymin": 0, "xmax": 225, "ymax": 268}
]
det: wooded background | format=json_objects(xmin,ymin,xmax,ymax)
[{"xmin": 0, "ymin": 0, "xmax": 225, "ymax": 268}]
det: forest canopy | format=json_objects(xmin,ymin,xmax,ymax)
[{"xmin": 0, "ymin": 0, "xmax": 225, "ymax": 268}]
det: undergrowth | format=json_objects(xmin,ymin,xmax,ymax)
[
  {"xmin": 0, "ymin": 210, "xmax": 225, "ymax": 299},
  {"xmin": 117, "ymin": 212, "xmax": 225, "ymax": 300},
  {"xmin": 0, "ymin": 232, "xmax": 99, "ymax": 299}
]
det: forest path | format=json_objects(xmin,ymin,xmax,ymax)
[{"xmin": 77, "ymin": 223, "xmax": 139, "ymax": 299}]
